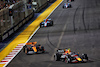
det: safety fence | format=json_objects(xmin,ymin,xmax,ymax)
[{"xmin": 0, "ymin": 0, "xmax": 34, "ymax": 41}]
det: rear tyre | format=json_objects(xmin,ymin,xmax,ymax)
[
  {"xmin": 40, "ymin": 24, "xmax": 42, "ymax": 28},
  {"xmin": 23, "ymin": 45, "xmax": 27, "ymax": 52},
  {"xmin": 54, "ymin": 53, "xmax": 61, "ymax": 61},
  {"xmin": 63, "ymin": 6, "xmax": 65, "ymax": 9},
  {"xmin": 70, "ymin": 5, "xmax": 72, "ymax": 8},
  {"xmin": 63, "ymin": 6, "xmax": 64, "ymax": 8},
  {"xmin": 50, "ymin": 21, "xmax": 53, "ymax": 26},
  {"xmin": 25, "ymin": 48, "xmax": 28, "ymax": 54},
  {"xmin": 82, "ymin": 54, "xmax": 88, "ymax": 60},
  {"xmin": 40, "ymin": 23, "xmax": 44, "ymax": 28},
  {"xmin": 23, "ymin": 46, "xmax": 26, "ymax": 52},
  {"xmin": 41, "ymin": 46, "xmax": 45, "ymax": 53}
]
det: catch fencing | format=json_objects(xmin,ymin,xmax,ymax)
[{"xmin": 0, "ymin": 0, "xmax": 34, "ymax": 41}]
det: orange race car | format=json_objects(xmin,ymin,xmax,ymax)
[{"xmin": 23, "ymin": 42, "xmax": 45, "ymax": 54}]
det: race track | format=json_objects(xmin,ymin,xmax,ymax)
[{"xmin": 7, "ymin": 0, "xmax": 100, "ymax": 67}]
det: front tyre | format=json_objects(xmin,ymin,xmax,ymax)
[
  {"xmin": 54, "ymin": 54, "xmax": 61, "ymax": 61},
  {"xmin": 54, "ymin": 55, "xmax": 57, "ymax": 61},
  {"xmin": 50, "ymin": 21, "xmax": 53, "ymax": 26},
  {"xmin": 23, "ymin": 46, "xmax": 26, "ymax": 52},
  {"xmin": 40, "ymin": 24, "xmax": 42, "ymax": 28},
  {"xmin": 41, "ymin": 46, "xmax": 45, "ymax": 53},
  {"xmin": 82, "ymin": 54, "xmax": 88, "ymax": 60},
  {"xmin": 25, "ymin": 48, "xmax": 28, "ymax": 54}
]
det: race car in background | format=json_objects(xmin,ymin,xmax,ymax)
[
  {"xmin": 63, "ymin": 3, "xmax": 72, "ymax": 8},
  {"xmin": 54, "ymin": 48, "xmax": 88, "ymax": 63},
  {"xmin": 40, "ymin": 19, "xmax": 53, "ymax": 27},
  {"xmin": 67, "ymin": 0, "xmax": 74, "ymax": 2},
  {"xmin": 23, "ymin": 42, "xmax": 45, "ymax": 54}
]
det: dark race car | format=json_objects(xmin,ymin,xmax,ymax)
[
  {"xmin": 40, "ymin": 19, "xmax": 53, "ymax": 27},
  {"xmin": 54, "ymin": 48, "xmax": 88, "ymax": 63},
  {"xmin": 63, "ymin": 3, "xmax": 72, "ymax": 8},
  {"xmin": 23, "ymin": 42, "xmax": 45, "ymax": 54}
]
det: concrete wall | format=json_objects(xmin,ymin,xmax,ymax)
[{"xmin": 0, "ymin": 1, "xmax": 34, "ymax": 41}]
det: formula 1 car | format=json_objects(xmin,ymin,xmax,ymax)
[
  {"xmin": 67, "ymin": 0, "xmax": 74, "ymax": 2},
  {"xmin": 54, "ymin": 48, "xmax": 88, "ymax": 63},
  {"xmin": 40, "ymin": 19, "xmax": 53, "ymax": 27},
  {"xmin": 63, "ymin": 3, "xmax": 72, "ymax": 8},
  {"xmin": 23, "ymin": 42, "xmax": 45, "ymax": 54}
]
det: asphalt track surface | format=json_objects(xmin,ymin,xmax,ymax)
[{"xmin": 7, "ymin": 0, "xmax": 100, "ymax": 67}]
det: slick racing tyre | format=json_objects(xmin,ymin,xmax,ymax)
[
  {"xmin": 41, "ymin": 46, "xmax": 45, "ymax": 53},
  {"xmin": 54, "ymin": 53, "xmax": 61, "ymax": 61},
  {"xmin": 63, "ymin": 6, "xmax": 66, "ymax": 9},
  {"xmin": 50, "ymin": 21, "xmax": 53, "ymax": 26},
  {"xmin": 61, "ymin": 58, "xmax": 65, "ymax": 62},
  {"xmin": 40, "ymin": 22, "xmax": 44, "ymax": 28},
  {"xmin": 23, "ymin": 45, "xmax": 27, "ymax": 52},
  {"xmin": 40, "ymin": 24, "xmax": 43, "ymax": 28},
  {"xmin": 69, "ymin": 5, "xmax": 72, "ymax": 8},
  {"xmin": 25, "ymin": 48, "xmax": 29, "ymax": 54},
  {"xmin": 82, "ymin": 54, "xmax": 88, "ymax": 60}
]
